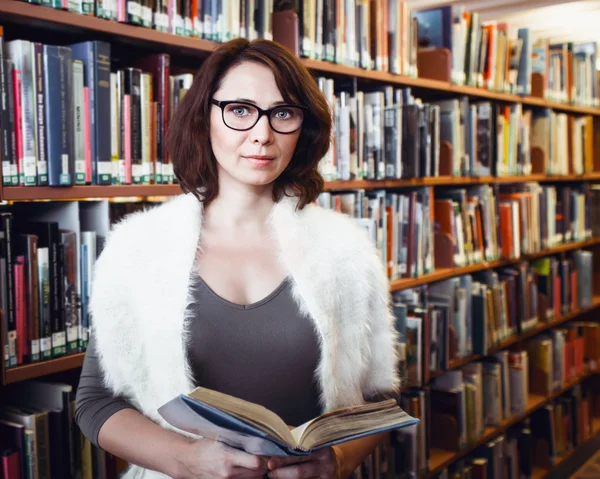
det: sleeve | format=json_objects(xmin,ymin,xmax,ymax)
[
  {"xmin": 362, "ymin": 240, "xmax": 402, "ymax": 400},
  {"xmin": 74, "ymin": 333, "xmax": 137, "ymax": 447}
]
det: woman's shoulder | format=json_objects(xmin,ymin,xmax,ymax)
[
  {"xmin": 299, "ymin": 203, "xmax": 376, "ymax": 249},
  {"xmin": 289, "ymin": 201, "xmax": 383, "ymax": 275},
  {"xmin": 96, "ymin": 193, "xmax": 201, "ymax": 274},
  {"xmin": 105, "ymin": 193, "xmax": 200, "ymax": 248}
]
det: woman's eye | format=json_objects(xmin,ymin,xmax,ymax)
[
  {"xmin": 232, "ymin": 106, "xmax": 249, "ymax": 116},
  {"xmin": 275, "ymin": 109, "xmax": 292, "ymax": 119}
]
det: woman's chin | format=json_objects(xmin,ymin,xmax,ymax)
[{"xmin": 236, "ymin": 172, "xmax": 280, "ymax": 188}]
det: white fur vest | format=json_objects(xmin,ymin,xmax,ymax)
[{"xmin": 90, "ymin": 192, "xmax": 400, "ymax": 478}]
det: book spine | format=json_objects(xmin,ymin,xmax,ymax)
[
  {"xmin": 141, "ymin": 73, "xmax": 151, "ymax": 184},
  {"xmin": 8, "ymin": 41, "xmax": 37, "ymax": 185},
  {"xmin": 83, "ymin": 86, "xmax": 92, "ymax": 183},
  {"xmin": 4, "ymin": 60, "xmax": 18, "ymax": 185},
  {"xmin": 54, "ymin": 242, "xmax": 66, "ymax": 357},
  {"xmin": 117, "ymin": 70, "xmax": 126, "ymax": 184},
  {"xmin": 43, "ymin": 45, "xmax": 62, "ymax": 186},
  {"xmin": 61, "ymin": 232, "xmax": 79, "ymax": 354},
  {"xmin": 38, "ymin": 246, "xmax": 51, "ymax": 360},
  {"xmin": 124, "ymin": 93, "xmax": 132, "ymax": 184},
  {"xmin": 71, "ymin": 43, "xmax": 97, "ymax": 183},
  {"xmin": 60, "ymin": 47, "xmax": 75, "ymax": 185},
  {"xmin": 34, "ymin": 42, "xmax": 48, "ymax": 185},
  {"xmin": 0, "ymin": 30, "xmax": 17, "ymax": 186},
  {"xmin": 14, "ymin": 256, "xmax": 25, "ymax": 365},
  {"xmin": 110, "ymin": 72, "xmax": 119, "ymax": 184},
  {"xmin": 72, "ymin": 60, "xmax": 86, "ymax": 185},
  {"xmin": 94, "ymin": 42, "xmax": 112, "ymax": 184},
  {"xmin": 27, "ymin": 235, "xmax": 40, "ymax": 362},
  {"xmin": 79, "ymin": 243, "xmax": 88, "ymax": 350},
  {"xmin": 49, "ymin": 225, "xmax": 64, "ymax": 358},
  {"xmin": 128, "ymin": 68, "xmax": 142, "ymax": 184},
  {"xmin": 160, "ymin": 54, "xmax": 170, "ymax": 183},
  {"xmin": 2, "ymin": 214, "xmax": 16, "ymax": 368},
  {"xmin": 11, "ymin": 67, "xmax": 23, "ymax": 186}
]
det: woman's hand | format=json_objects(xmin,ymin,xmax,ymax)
[
  {"xmin": 265, "ymin": 447, "xmax": 341, "ymax": 479},
  {"xmin": 173, "ymin": 438, "xmax": 270, "ymax": 479}
]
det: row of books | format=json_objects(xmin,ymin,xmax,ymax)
[
  {"xmin": 0, "ymin": 35, "xmax": 185, "ymax": 187},
  {"xmin": 26, "ymin": 0, "xmax": 421, "ymax": 78},
  {"xmin": 393, "ymin": 249, "xmax": 595, "ymax": 390},
  {"xmin": 429, "ymin": 382, "xmax": 600, "ymax": 479},
  {"xmin": 0, "ymin": 379, "xmax": 121, "ymax": 479},
  {"xmin": 18, "ymin": 0, "xmax": 274, "ymax": 47},
  {"xmin": 318, "ymin": 184, "xmax": 595, "ymax": 281},
  {"xmin": 387, "ymin": 340, "xmax": 600, "ymax": 477},
  {"xmin": 317, "ymin": 77, "xmax": 594, "ymax": 182},
  {"xmin": 2, "ymin": 32, "xmax": 597, "ymax": 189},
  {"xmin": 430, "ymin": 328, "xmax": 588, "ymax": 449},
  {"xmin": 0, "ymin": 199, "xmax": 120, "ymax": 370},
  {"xmin": 412, "ymin": 4, "xmax": 599, "ymax": 106}
]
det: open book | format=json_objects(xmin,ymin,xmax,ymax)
[{"xmin": 158, "ymin": 386, "xmax": 418, "ymax": 456}]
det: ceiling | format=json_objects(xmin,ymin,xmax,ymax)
[{"xmin": 406, "ymin": 0, "xmax": 600, "ymax": 45}]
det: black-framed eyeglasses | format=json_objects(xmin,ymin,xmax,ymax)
[{"xmin": 211, "ymin": 99, "xmax": 307, "ymax": 134}]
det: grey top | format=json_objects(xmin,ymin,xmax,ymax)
[{"xmin": 75, "ymin": 274, "xmax": 323, "ymax": 447}]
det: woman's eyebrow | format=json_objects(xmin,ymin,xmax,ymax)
[{"xmin": 233, "ymin": 98, "xmax": 288, "ymax": 107}]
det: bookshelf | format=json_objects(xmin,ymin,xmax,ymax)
[
  {"xmin": 427, "ymin": 371, "xmax": 599, "ymax": 477},
  {"xmin": 2, "ymin": 1, "xmax": 600, "ymax": 478}
]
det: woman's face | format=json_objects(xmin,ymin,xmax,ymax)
[{"xmin": 210, "ymin": 61, "xmax": 302, "ymax": 190}]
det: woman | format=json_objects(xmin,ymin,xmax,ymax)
[{"xmin": 75, "ymin": 38, "xmax": 401, "ymax": 479}]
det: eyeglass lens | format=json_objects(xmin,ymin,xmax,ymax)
[{"xmin": 222, "ymin": 103, "xmax": 304, "ymax": 133}]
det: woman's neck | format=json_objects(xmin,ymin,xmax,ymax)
[{"xmin": 202, "ymin": 176, "xmax": 276, "ymax": 233}]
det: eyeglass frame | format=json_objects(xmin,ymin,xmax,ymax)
[{"xmin": 211, "ymin": 99, "xmax": 308, "ymax": 134}]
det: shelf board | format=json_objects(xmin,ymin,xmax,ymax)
[
  {"xmin": 390, "ymin": 237, "xmax": 600, "ymax": 292},
  {"xmin": 323, "ymin": 173, "xmax": 600, "ymax": 191},
  {"xmin": 425, "ymin": 371, "xmax": 598, "ymax": 477},
  {"xmin": 4, "ymin": 173, "xmax": 600, "ymax": 201},
  {"xmin": 4, "ymin": 352, "xmax": 85, "ymax": 385},
  {"xmin": 2, "ymin": 2, "xmax": 600, "ymax": 116},
  {"xmin": 1, "ymin": 184, "xmax": 184, "ymax": 201}
]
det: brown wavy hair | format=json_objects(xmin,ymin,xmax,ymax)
[{"xmin": 166, "ymin": 38, "xmax": 332, "ymax": 210}]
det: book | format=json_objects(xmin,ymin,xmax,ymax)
[{"xmin": 158, "ymin": 386, "xmax": 418, "ymax": 457}]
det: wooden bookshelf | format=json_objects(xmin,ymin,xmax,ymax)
[
  {"xmin": 1, "ymin": 184, "xmax": 184, "ymax": 201},
  {"xmin": 426, "ymin": 371, "xmax": 600, "ymax": 477},
  {"xmin": 323, "ymin": 173, "xmax": 600, "ymax": 191},
  {"xmin": 530, "ymin": 417, "xmax": 600, "ymax": 479},
  {"xmin": 1, "ymin": 1, "xmax": 600, "ymax": 117},
  {"xmin": 390, "ymin": 237, "xmax": 600, "ymax": 292},
  {"xmin": 3, "ymin": 352, "xmax": 85, "ymax": 385}
]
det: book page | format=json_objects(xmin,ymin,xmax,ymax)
[
  {"xmin": 291, "ymin": 399, "xmax": 399, "ymax": 445},
  {"xmin": 299, "ymin": 406, "xmax": 414, "ymax": 450},
  {"xmin": 187, "ymin": 387, "xmax": 296, "ymax": 446}
]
